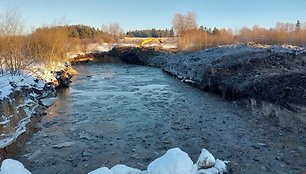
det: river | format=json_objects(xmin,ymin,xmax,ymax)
[{"xmin": 16, "ymin": 63, "xmax": 306, "ymax": 174}]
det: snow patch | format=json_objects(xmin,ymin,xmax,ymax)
[
  {"xmin": 196, "ymin": 148, "xmax": 216, "ymax": 169},
  {"xmin": 88, "ymin": 147, "xmax": 228, "ymax": 174},
  {"xmin": 214, "ymin": 160, "xmax": 227, "ymax": 174},
  {"xmin": 40, "ymin": 97, "xmax": 57, "ymax": 107},
  {"xmin": 147, "ymin": 148, "xmax": 195, "ymax": 174},
  {"xmin": 0, "ymin": 99, "xmax": 39, "ymax": 148},
  {"xmin": 110, "ymin": 164, "xmax": 142, "ymax": 174},
  {"xmin": 0, "ymin": 148, "xmax": 228, "ymax": 174},
  {"xmin": 0, "ymin": 159, "xmax": 31, "ymax": 174},
  {"xmin": 0, "ymin": 73, "xmax": 45, "ymax": 100}
]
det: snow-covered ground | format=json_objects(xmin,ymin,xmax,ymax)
[
  {"xmin": 30, "ymin": 62, "xmax": 70, "ymax": 85},
  {"xmin": 0, "ymin": 73, "xmax": 45, "ymax": 100},
  {"xmin": 0, "ymin": 72, "xmax": 47, "ymax": 148},
  {"xmin": 89, "ymin": 43, "xmax": 112, "ymax": 53},
  {"xmin": 0, "ymin": 61, "xmax": 73, "ymax": 148},
  {"xmin": 0, "ymin": 159, "xmax": 31, "ymax": 174},
  {"xmin": 0, "ymin": 148, "xmax": 228, "ymax": 174}
]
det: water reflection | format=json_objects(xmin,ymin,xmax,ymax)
[{"xmin": 47, "ymin": 87, "xmax": 71, "ymax": 117}]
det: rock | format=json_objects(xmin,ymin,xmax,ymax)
[
  {"xmin": 227, "ymin": 162, "xmax": 242, "ymax": 174},
  {"xmin": 55, "ymin": 70, "xmax": 72, "ymax": 87},
  {"xmin": 52, "ymin": 142, "xmax": 75, "ymax": 148},
  {"xmin": 110, "ymin": 164, "xmax": 141, "ymax": 174},
  {"xmin": 299, "ymin": 169, "xmax": 306, "ymax": 174},
  {"xmin": 66, "ymin": 65, "xmax": 79, "ymax": 76},
  {"xmin": 0, "ymin": 159, "xmax": 31, "ymax": 174},
  {"xmin": 196, "ymin": 148, "xmax": 216, "ymax": 169},
  {"xmin": 27, "ymin": 150, "xmax": 42, "ymax": 160},
  {"xmin": 40, "ymin": 97, "xmax": 57, "ymax": 107},
  {"xmin": 147, "ymin": 148, "xmax": 194, "ymax": 174},
  {"xmin": 82, "ymin": 151, "xmax": 93, "ymax": 157}
]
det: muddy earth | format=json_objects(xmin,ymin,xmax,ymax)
[{"xmin": 14, "ymin": 63, "xmax": 306, "ymax": 174}]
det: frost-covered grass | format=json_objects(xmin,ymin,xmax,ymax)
[
  {"xmin": 0, "ymin": 61, "xmax": 73, "ymax": 148},
  {"xmin": 0, "ymin": 159, "xmax": 31, "ymax": 174}
]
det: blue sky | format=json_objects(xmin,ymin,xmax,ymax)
[{"xmin": 0, "ymin": 0, "xmax": 305, "ymax": 32}]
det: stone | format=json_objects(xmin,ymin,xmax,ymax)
[
  {"xmin": 52, "ymin": 141, "xmax": 75, "ymax": 148},
  {"xmin": 214, "ymin": 159, "xmax": 227, "ymax": 174},
  {"xmin": 28, "ymin": 150, "xmax": 42, "ymax": 160},
  {"xmin": 197, "ymin": 168, "xmax": 219, "ymax": 174}
]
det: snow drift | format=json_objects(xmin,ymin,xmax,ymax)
[
  {"xmin": 0, "ymin": 148, "xmax": 228, "ymax": 174},
  {"xmin": 89, "ymin": 148, "xmax": 228, "ymax": 174}
]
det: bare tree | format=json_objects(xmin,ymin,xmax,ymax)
[
  {"xmin": 172, "ymin": 13, "xmax": 185, "ymax": 36},
  {"xmin": 0, "ymin": 7, "xmax": 26, "ymax": 74},
  {"xmin": 185, "ymin": 12, "xmax": 197, "ymax": 30},
  {"xmin": 102, "ymin": 23, "xmax": 124, "ymax": 42},
  {"xmin": 109, "ymin": 23, "xmax": 123, "ymax": 36},
  {"xmin": 172, "ymin": 12, "xmax": 197, "ymax": 36},
  {"xmin": 0, "ymin": 7, "xmax": 24, "ymax": 36},
  {"xmin": 28, "ymin": 26, "xmax": 69, "ymax": 64}
]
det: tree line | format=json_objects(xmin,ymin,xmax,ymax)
[
  {"xmin": 172, "ymin": 12, "xmax": 306, "ymax": 50},
  {"xmin": 126, "ymin": 29, "xmax": 175, "ymax": 38},
  {"xmin": 0, "ymin": 8, "xmax": 124, "ymax": 74}
]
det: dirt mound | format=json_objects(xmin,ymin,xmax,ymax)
[
  {"xmin": 146, "ymin": 44, "xmax": 306, "ymax": 109},
  {"xmin": 87, "ymin": 47, "xmax": 169, "ymax": 65}
]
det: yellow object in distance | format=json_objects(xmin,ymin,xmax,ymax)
[{"xmin": 140, "ymin": 38, "xmax": 163, "ymax": 47}]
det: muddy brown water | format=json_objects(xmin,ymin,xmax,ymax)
[{"xmin": 15, "ymin": 63, "xmax": 306, "ymax": 174}]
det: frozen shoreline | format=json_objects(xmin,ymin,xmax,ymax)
[{"xmin": 0, "ymin": 63, "xmax": 77, "ymax": 149}]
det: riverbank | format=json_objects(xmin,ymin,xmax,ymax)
[
  {"xmin": 0, "ymin": 63, "xmax": 78, "ymax": 159},
  {"xmin": 91, "ymin": 43, "xmax": 306, "ymax": 129}
]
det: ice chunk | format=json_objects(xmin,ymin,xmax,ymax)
[
  {"xmin": 214, "ymin": 159, "xmax": 227, "ymax": 174},
  {"xmin": 40, "ymin": 97, "xmax": 57, "ymax": 107},
  {"xmin": 147, "ymin": 148, "xmax": 194, "ymax": 174},
  {"xmin": 110, "ymin": 164, "xmax": 141, "ymax": 174},
  {"xmin": 88, "ymin": 167, "xmax": 114, "ymax": 174},
  {"xmin": 197, "ymin": 167, "xmax": 219, "ymax": 174},
  {"xmin": 0, "ymin": 159, "xmax": 31, "ymax": 174},
  {"xmin": 196, "ymin": 148, "xmax": 216, "ymax": 169}
]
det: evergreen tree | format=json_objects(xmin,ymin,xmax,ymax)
[
  {"xmin": 169, "ymin": 28, "xmax": 175, "ymax": 37},
  {"xmin": 296, "ymin": 20, "xmax": 301, "ymax": 32}
]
